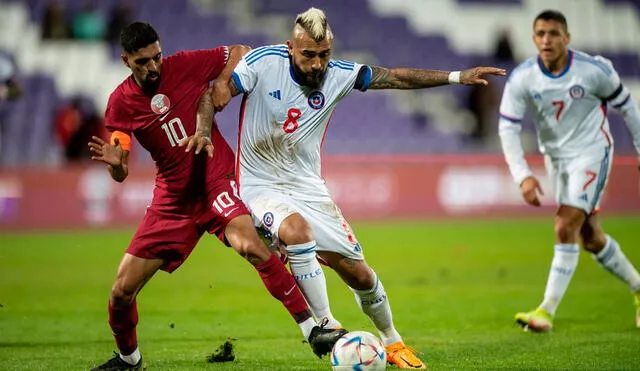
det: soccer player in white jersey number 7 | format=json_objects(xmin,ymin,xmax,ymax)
[
  {"xmin": 186, "ymin": 7, "xmax": 504, "ymax": 369},
  {"xmin": 499, "ymin": 10, "xmax": 640, "ymax": 332}
]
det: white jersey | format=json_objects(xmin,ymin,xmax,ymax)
[
  {"xmin": 232, "ymin": 44, "xmax": 370, "ymax": 201},
  {"xmin": 499, "ymin": 49, "xmax": 640, "ymax": 185}
]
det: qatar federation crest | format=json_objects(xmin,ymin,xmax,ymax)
[{"xmin": 150, "ymin": 94, "xmax": 170, "ymax": 114}]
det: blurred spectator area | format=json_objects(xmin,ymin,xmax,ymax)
[{"xmin": 0, "ymin": 0, "xmax": 638, "ymax": 166}]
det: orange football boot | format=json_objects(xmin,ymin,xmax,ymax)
[{"xmin": 385, "ymin": 341, "xmax": 426, "ymax": 369}]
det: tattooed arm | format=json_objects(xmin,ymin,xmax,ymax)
[
  {"xmin": 179, "ymin": 87, "xmax": 215, "ymax": 157},
  {"xmin": 367, "ymin": 65, "xmax": 506, "ymax": 90},
  {"xmin": 228, "ymin": 78, "xmax": 242, "ymax": 98}
]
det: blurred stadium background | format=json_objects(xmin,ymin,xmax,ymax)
[
  {"xmin": 0, "ymin": 0, "xmax": 639, "ymax": 227},
  {"xmin": 1, "ymin": 1, "xmax": 639, "ymax": 370}
]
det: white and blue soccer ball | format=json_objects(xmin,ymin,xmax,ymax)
[{"xmin": 330, "ymin": 331, "xmax": 387, "ymax": 371}]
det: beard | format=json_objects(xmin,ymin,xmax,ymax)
[
  {"xmin": 141, "ymin": 73, "xmax": 160, "ymax": 94},
  {"xmin": 291, "ymin": 62, "xmax": 326, "ymax": 89}
]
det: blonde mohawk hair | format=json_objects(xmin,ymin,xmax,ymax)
[{"xmin": 295, "ymin": 7, "xmax": 333, "ymax": 42}]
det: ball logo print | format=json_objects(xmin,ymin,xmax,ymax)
[
  {"xmin": 331, "ymin": 331, "xmax": 386, "ymax": 370},
  {"xmin": 569, "ymin": 85, "xmax": 585, "ymax": 100},
  {"xmin": 308, "ymin": 91, "xmax": 325, "ymax": 109},
  {"xmin": 150, "ymin": 94, "xmax": 170, "ymax": 114}
]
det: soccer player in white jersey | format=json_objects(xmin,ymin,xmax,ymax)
[
  {"xmin": 187, "ymin": 8, "xmax": 504, "ymax": 369},
  {"xmin": 499, "ymin": 10, "xmax": 640, "ymax": 332}
]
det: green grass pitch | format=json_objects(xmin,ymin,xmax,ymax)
[{"xmin": 1, "ymin": 217, "xmax": 639, "ymax": 370}]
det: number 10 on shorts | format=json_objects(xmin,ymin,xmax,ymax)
[
  {"xmin": 212, "ymin": 192, "xmax": 235, "ymax": 214},
  {"xmin": 212, "ymin": 181, "xmax": 240, "ymax": 215}
]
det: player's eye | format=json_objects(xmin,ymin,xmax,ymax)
[
  {"xmin": 152, "ymin": 54, "xmax": 161, "ymax": 62},
  {"xmin": 135, "ymin": 58, "xmax": 149, "ymax": 65}
]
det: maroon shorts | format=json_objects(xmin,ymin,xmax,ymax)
[{"xmin": 127, "ymin": 180, "xmax": 249, "ymax": 273}]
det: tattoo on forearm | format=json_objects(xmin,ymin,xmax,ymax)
[
  {"xmin": 368, "ymin": 66, "xmax": 399, "ymax": 89},
  {"xmin": 196, "ymin": 87, "xmax": 213, "ymax": 136},
  {"xmin": 229, "ymin": 80, "xmax": 241, "ymax": 97},
  {"xmin": 368, "ymin": 66, "xmax": 449, "ymax": 89}
]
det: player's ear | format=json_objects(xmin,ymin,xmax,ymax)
[
  {"xmin": 286, "ymin": 40, "xmax": 294, "ymax": 56},
  {"xmin": 121, "ymin": 54, "xmax": 129, "ymax": 68},
  {"xmin": 565, "ymin": 31, "xmax": 571, "ymax": 44}
]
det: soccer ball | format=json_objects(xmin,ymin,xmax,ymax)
[{"xmin": 330, "ymin": 331, "xmax": 387, "ymax": 371}]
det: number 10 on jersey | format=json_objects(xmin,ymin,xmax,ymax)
[{"xmin": 161, "ymin": 118, "xmax": 188, "ymax": 146}]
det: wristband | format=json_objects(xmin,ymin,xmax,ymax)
[{"xmin": 448, "ymin": 71, "xmax": 461, "ymax": 84}]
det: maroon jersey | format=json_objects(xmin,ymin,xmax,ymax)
[{"xmin": 105, "ymin": 47, "xmax": 235, "ymax": 214}]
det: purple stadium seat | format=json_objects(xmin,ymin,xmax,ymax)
[{"xmin": 603, "ymin": 0, "xmax": 640, "ymax": 14}]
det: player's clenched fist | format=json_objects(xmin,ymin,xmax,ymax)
[
  {"xmin": 88, "ymin": 136, "xmax": 124, "ymax": 166},
  {"xmin": 520, "ymin": 176, "xmax": 544, "ymax": 207}
]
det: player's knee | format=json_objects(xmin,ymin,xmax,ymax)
[
  {"xmin": 350, "ymin": 275, "xmax": 375, "ymax": 291},
  {"xmin": 110, "ymin": 283, "xmax": 137, "ymax": 307},
  {"xmin": 235, "ymin": 240, "xmax": 271, "ymax": 266},
  {"xmin": 342, "ymin": 261, "xmax": 375, "ymax": 291},
  {"xmin": 279, "ymin": 214, "xmax": 314, "ymax": 245},
  {"xmin": 554, "ymin": 216, "xmax": 582, "ymax": 242},
  {"xmin": 581, "ymin": 232, "xmax": 607, "ymax": 253}
]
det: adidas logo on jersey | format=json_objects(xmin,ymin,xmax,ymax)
[{"xmin": 269, "ymin": 90, "xmax": 281, "ymax": 100}]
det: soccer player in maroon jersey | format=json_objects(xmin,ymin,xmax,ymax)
[{"xmin": 88, "ymin": 22, "xmax": 346, "ymax": 370}]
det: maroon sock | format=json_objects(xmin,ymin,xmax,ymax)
[
  {"xmin": 108, "ymin": 300, "xmax": 139, "ymax": 355},
  {"xmin": 256, "ymin": 253, "xmax": 311, "ymax": 323}
]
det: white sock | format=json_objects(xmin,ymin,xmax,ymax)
[
  {"xmin": 119, "ymin": 347, "xmax": 141, "ymax": 365},
  {"xmin": 594, "ymin": 235, "xmax": 640, "ymax": 292},
  {"xmin": 539, "ymin": 243, "xmax": 580, "ymax": 316},
  {"xmin": 352, "ymin": 271, "xmax": 402, "ymax": 346},
  {"xmin": 299, "ymin": 317, "xmax": 317, "ymax": 340},
  {"xmin": 286, "ymin": 241, "xmax": 341, "ymax": 329}
]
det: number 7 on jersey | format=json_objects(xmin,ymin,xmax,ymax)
[{"xmin": 552, "ymin": 100, "xmax": 565, "ymax": 122}]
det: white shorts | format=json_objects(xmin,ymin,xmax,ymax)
[
  {"xmin": 544, "ymin": 147, "xmax": 612, "ymax": 214},
  {"xmin": 243, "ymin": 189, "xmax": 364, "ymax": 260}
]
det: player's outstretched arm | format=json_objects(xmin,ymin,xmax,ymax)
[
  {"xmin": 88, "ymin": 136, "xmax": 130, "ymax": 182},
  {"xmin": 179, "ymin": 87, "xmax": 214, "ymax": 157},
  {"xmin": 212, "ymin": 45, "xmax": 251, "ymax": 112},
  {"xmin": 367, "ymin": 66, "xmax": 506, "ymax": 90}
]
